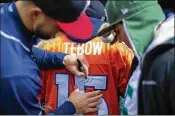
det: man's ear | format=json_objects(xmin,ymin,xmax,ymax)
[{"xmin": 29, "ymin": 7, "xmax": 42, "ymax": 21}]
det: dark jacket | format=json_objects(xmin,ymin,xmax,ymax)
[{"xmin": 138, "ymin": 37, "xmax": 175, "ymax": 114}]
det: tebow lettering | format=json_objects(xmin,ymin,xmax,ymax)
[{"xmin": 64, "ymin": 42, "xmax": 103, "ymax": 55}]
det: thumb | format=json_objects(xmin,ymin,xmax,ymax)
[{"xmin": 71, "ymin": 66, "xmax": 85, "ymax": 78}]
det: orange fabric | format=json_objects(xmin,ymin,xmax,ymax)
[{"xmin": 38, "ymin": 34, "xmax": 134, "ymax": 114}]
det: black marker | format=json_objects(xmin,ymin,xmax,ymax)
[{"xmin": 77, "ymin": 59, "xmax": 87, "ymax": 79}]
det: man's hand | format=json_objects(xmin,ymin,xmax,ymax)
[
  {"xmin": 63, "ymin": 55, "xmax": 89, "ymax": 77},
  {"xmin": 68, "ymin": 87, "xmax": 103, "ymax": 114}
]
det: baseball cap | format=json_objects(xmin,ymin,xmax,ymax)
[
  {"xmin": 57, "ymin": 0, "xmax": 108, "ymax": 43},
  {"xmin": 33, "ymin": 0, "xmax": 88, "ymax": 22},
  {"xmin": 33, "ymin": 0, "xmax": 106, "ymax": 42},
  {"xmin": 97, "ymin": 1, "xmax": 164, "ymax": 36},
  {"xmin": 98, "ymin": 0, "xmax": 165, "ymax": 56},
  {"xmin": 85, "ymin": 1, "xmax": 107, "ymax": 22}
]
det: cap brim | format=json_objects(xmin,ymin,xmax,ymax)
[
  {"xmin": 67, "ymin": 17, "xmax": 105, "ymax": 43},
  {"xmin": 56, "ymin": 13, "xmax": 93, "ymax": 41}
]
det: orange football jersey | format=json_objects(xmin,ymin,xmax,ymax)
[{"xmin": 38, "ymin": 34, "xmax": 134, "ymax": 115}]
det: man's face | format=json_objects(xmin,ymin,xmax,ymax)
[{"xmin": 32, "ymin": 11, "xmax": 60, "ymax": 39}]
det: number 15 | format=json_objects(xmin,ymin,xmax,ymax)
[{"xmin": 55, "ymin": 74, "xmax": 109, "ymax": 115}]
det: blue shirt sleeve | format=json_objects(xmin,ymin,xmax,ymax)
[
  {"xmin": 48, "ymin": 101, "xmax": 76, "ymax": 115},
  {"xmin": 32, "ymin": 47, "xmax": 67, "ymax": 69},
  {"xmin": 0, "ymin": 74, "xmax": 42, "ymax": 115},
  {"xmin": 0, "ymin": 74, "xmax": 76, "ymax": 115}
]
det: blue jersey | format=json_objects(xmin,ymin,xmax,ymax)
[{"xmin": 0, "ymin": 2, "xmax": 75, "ymax": 115}]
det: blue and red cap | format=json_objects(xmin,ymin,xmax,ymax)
[{"xmin": 33, "ymin": 0, "xmax": 107, "ymax": 42}]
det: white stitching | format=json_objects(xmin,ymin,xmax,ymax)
[{"xmin": 1, "ymin": 30, "xmax": 30, "ymax": 52}]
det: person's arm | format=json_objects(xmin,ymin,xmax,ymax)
[
  {"xmin": 151, "ymin": 48, "xmax": 175, "ymax": 114},
  {"xmin": 32, "ymin": 47, "xmax": 67, "ymax": 69},
  {"xmin": 138, "ymin": 47, "xmax": 175, "ymax": 114},
  {"xmin": 0, "ymin": 74, "xmax": 43, "ymax": 115},
  {"xmin": 48, "ymin": 101, "xmax": 76, "ymax": 115},
  {"xmin": 118, "ymin": 44, "xmax": 134, "ymax": 96},
  {"xmin": 0, "ymin": 73, "xmax": 76, "ymax": 115},
  {"xmin": 110, "ymin": 42, "xmax": 134, "ymax": 96}
]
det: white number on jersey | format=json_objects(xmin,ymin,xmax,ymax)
[{"xmin": 55, "ymin": 74, "xmax": 109, "ymax": 115}]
